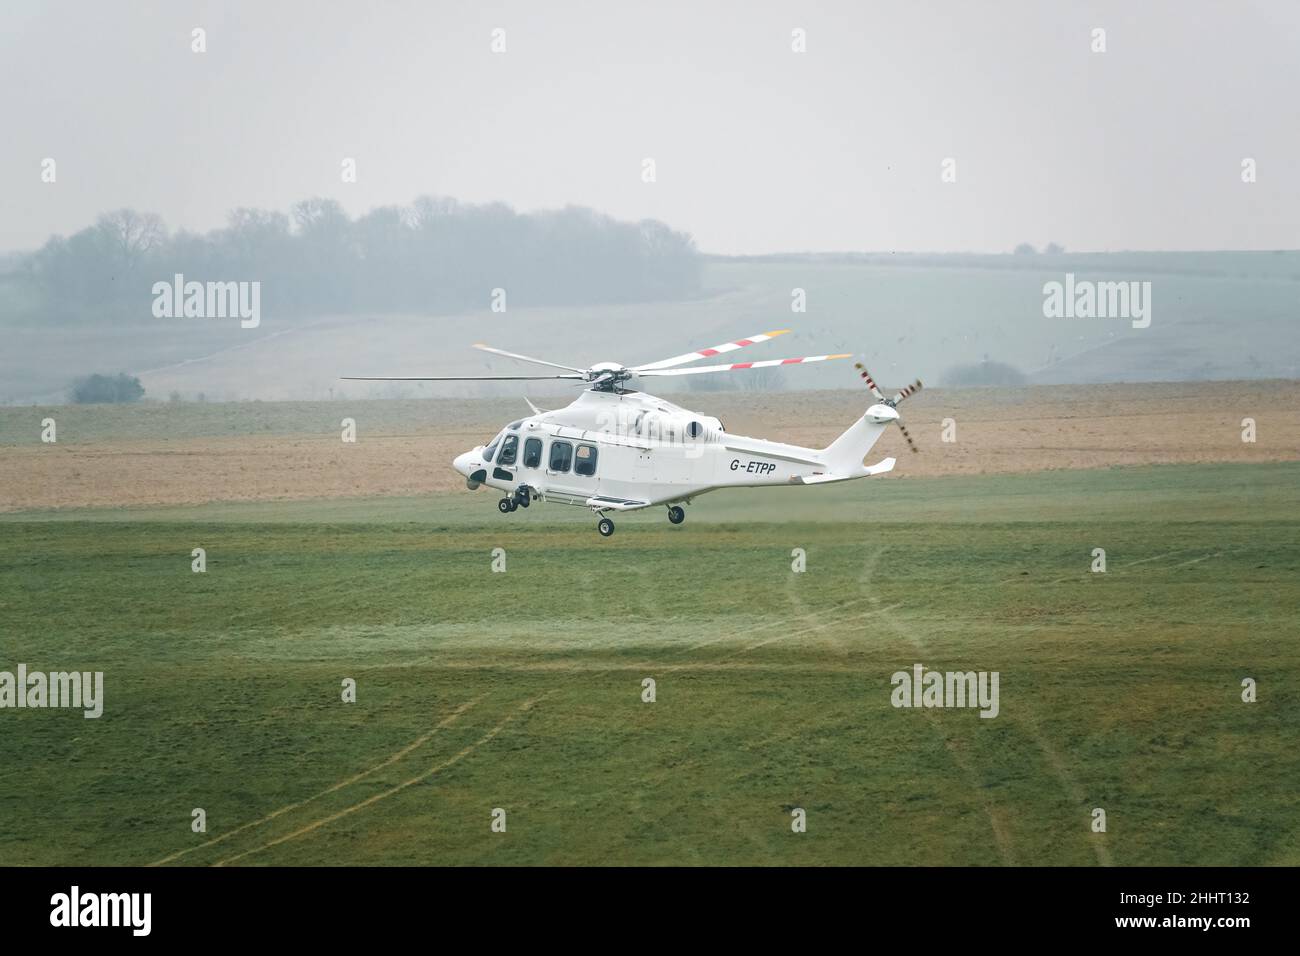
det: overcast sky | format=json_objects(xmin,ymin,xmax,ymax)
[{"xmin": 3, "ymin": 0, "xmax": 1297, "ymax": 255}]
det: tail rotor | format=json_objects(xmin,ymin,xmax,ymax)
[{"xmin": 855, "ymin": 362, "xmax": 923, "ymax": 453}]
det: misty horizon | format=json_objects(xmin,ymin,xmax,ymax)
[
  {"xmin": 8, "ymin": 193, "xmax": 1300, "ymax": 262},
  {"xmin": 3, "ymin": 1, "xmax": 1298, "ymax": 406},
  {"xmin": 4, "ymin": 1, "xmax": 1298, "ymax": 256},
  {"xmin": 18, "ymin": 200, "xmax": 1300, "ymax": 265}
]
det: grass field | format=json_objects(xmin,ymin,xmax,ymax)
[{"xmin": 1, "ymin": 462, "xmax": 1297, "ymax": 866}]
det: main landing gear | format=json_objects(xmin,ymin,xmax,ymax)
[
  {"xmin": 498, "ymin": 497, "xmax": 516, "ymax": 513},
  {"xmin": 667, "ymin": 505, "xmax": 685, "ymax": 525},
  {"xmin": 597, "ymin": 517, "xmax": 615, "ymax": 537}
]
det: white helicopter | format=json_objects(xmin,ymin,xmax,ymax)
[{"xmin": 344, "ymin": 330, "xmax": 921, "ymax": 536}]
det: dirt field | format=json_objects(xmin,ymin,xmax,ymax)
[{"xmin": 2, "ymin": 380, "xmax": 1296, "ymax": 512}]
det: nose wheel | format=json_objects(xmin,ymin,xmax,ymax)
[
  {"xmin": 667, "ymin": 505, "xmax": 685, "ymax": 525},
  {"xmin": 597, "ymin": 517, "xmax": 615, "ymax": 537},
  {"xmin": 498, "ymin": 497, "xmax": 517, "ymax": 513}
]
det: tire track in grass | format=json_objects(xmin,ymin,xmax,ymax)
[
  {"xmin": 499, "ymin": 585, "xmax": 888, "ymax": 862},
  {"xmin": 875, "ymin": 546, "xmax": 1114, "ymax": 865},
  {"xmin": 212, "ymin": 693, "xmax": 550, "ymax": 866},
  {"xmin": 149, "ymin": 694, "xmax": 484, "ymax": 866},
  {"xmin": 1010, "ymin": 710, "xmax": 1113, "ymax": 866},
  {"xmin": 857, "ymin": 545, "xmax": 1018, "ymax": 865},
  {"xmin": 1000, "ymin": 547, "xmax": 1239, "ymax": 588},
  {"xmin": 670, "ymin": 595, "xmax": 878, "ymax": 658},
  {"xmin": 996, "ymin": 543, "xmax": 1229, "ymax": 864}
]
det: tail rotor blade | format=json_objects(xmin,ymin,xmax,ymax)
[
  {"xmin": 896, "ymin": 419, "xmax": 919, "ymax": 453},
  {"xmin": 854, "ymin": 362, "xmax": 887, "ymax": 401},
  {"xmin": 891, "ymin": 379, "xmax": 924, "ymax": 404}
]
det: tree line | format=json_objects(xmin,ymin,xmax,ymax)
[{"xmin": 17, "ymin": 197, "xmax": 702, "ymax": 322}]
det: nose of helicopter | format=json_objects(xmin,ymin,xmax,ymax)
[{"xmin": 454, "ymin": 449, "xmax": 485, "ymax": 489}]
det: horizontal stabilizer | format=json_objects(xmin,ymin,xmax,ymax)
[{"xmin": 792, "ymin": 457, "xmax": 894, "ymax": 485}]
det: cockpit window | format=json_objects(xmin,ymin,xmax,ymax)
[
  {"xmin": 498, "ymin": 434, "xmax": 519, "ymax": 466},
  {"xmin": 483, "ymin": 434, "xmax": 501, "ymax": 462}
]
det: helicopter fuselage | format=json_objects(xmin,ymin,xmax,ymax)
[{"xmin": 452, "ymin": 388, "xmax": 899, "ymax": 521}]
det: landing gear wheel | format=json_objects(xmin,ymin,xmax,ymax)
[
  {"xmin": 667, "ymin": 505, "xmax": 685, "ymax": 525},
  {"xmin": 498, "ymin": 497, "xmax": 515, "ymax": 514},
  {"xmin": 597, "ymin": 517, "xmax": 615, "ymax": 537}
]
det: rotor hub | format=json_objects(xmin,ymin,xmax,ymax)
[{"xmin": 587, "ymin": 362, "xmax": 633, "ymax": 390}]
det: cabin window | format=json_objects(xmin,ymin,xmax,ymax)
[
  {"xmin": 575, "ymin": 443, "xmax": 598, "ymax": 477},
  {"xmin": 523, "ymin": 437, "xmax": 542, "ymax": 468},
  {"xmin": 498, "ymin": 434, "xmax": 518, "ymax": 466},
  {"xmin": 549, "ymin": 440, "xmax": 573, "ymax": 473}
]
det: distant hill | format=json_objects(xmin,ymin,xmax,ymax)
[{"xmin": 2, "ymin": 250, "xmax": 1296, "ymax": 403}]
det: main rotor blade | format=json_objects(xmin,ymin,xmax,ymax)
[
  {"xmin": 632, "ymin": 330, "xmax": 791, "ymax": 371},
  {"xmin": 472, "ymin": 343, "xmax": 586, "ymax": 373},
  {"xmin": 340, "ymin": 374, "xmax": 585, "ymax": 381},
  {"xmin": 637, "ymin": 353, "xmax": 851, "ymax": 376}
]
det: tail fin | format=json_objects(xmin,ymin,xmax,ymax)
[{"xmin": 822, "ymin": 404, "xmax": 899, "ymax": 474}]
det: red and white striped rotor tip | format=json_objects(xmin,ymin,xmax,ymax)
[
  {"xmin": 633, "ymin": 330, "xmax": 792, "ymax": 372},
  {"xmin": 638, "ymin": 352, "xmax": 851, "ymax": 377},
  {"xmin": 892, "ymin": 380, "xmax": 923, "ymax": 404},
  {"xmin": 854, "ymin": 362, "xmax": 886, "ymax": 400}
]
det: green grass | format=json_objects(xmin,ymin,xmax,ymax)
[{"xmin": 1, "ymin": 462, "xmax": 1297, "ymax": 866}]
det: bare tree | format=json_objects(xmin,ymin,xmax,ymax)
[{"xmin": 95, "ymin": 209, "xmax": 166, "ymax": 270}]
